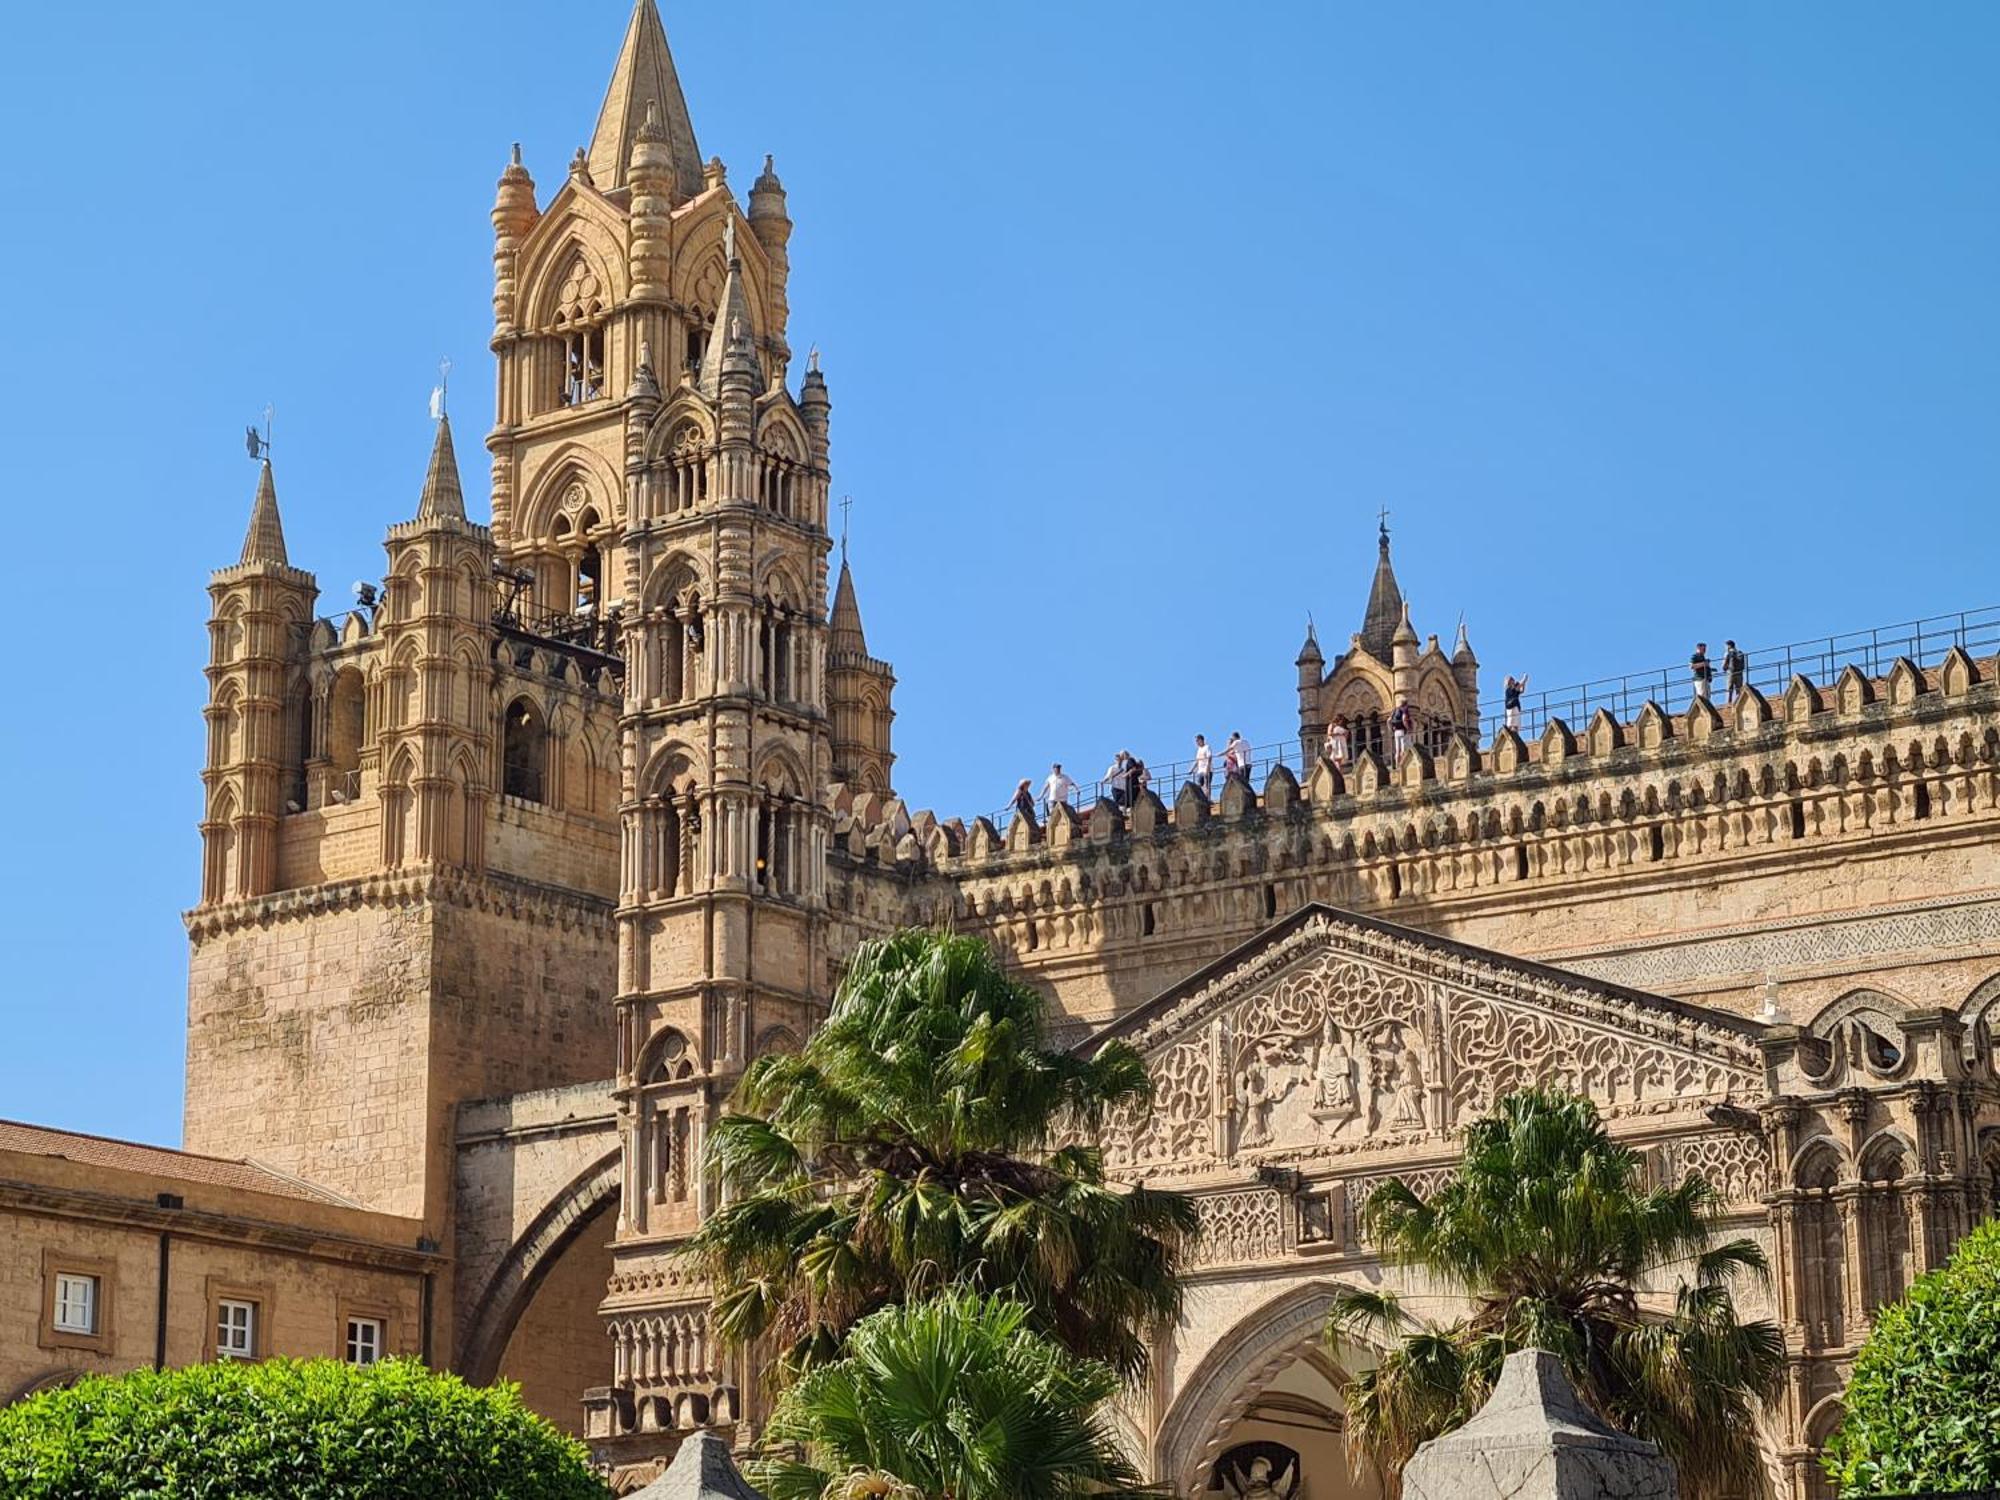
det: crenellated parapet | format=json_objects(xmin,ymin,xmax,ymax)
[{"xmin": 868, "ymin": 654, "xmax": 2000, "ymax": 1026}]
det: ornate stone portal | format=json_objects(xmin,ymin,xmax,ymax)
[{"xmin": 1088, "ymin": 907, "xmax": 2000, "ymax": 1500}]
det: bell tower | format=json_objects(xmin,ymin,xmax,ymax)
[{"xmin": 483, "ymin": 0, "xmax": 853, "ymax": 1470}]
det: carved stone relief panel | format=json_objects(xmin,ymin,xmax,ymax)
[{"xmin": 1093, "ymin": 913, "xmax": 1764, "ymax": 1181}]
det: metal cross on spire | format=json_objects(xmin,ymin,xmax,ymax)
[
  {"xmin": 1377, "ymin": 504, "xmax": 1391, "ymax": 534},
  {"xmin": 839, "ymin": 494, "xmax": 852, "ymax": 561}
]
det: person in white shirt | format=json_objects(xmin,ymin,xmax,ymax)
[
  {"xmin": 1191, "ymin": 734, "xmax": 1213, "ymax": 796},
  {"xmin": 1325, "ymin": 716, "xmax": 1351, "ymax": 770},
  {"xmin": 1103, "ymin": 752, "xmax": 1133, "ymax": 809},
  {"xmin": 1042, "ymin": 762, "xmax": 1077, "ymax": 810},
  {"xmin": 1223, "ymin": 732, "xmax": 1250, "ymax": 785}
]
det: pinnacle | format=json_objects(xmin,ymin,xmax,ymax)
[
  {"xmin": 830, "ymin": 559, "xmax": 868, "ymax": 656},
  {"xmin": 697, "ymin": 233, "xmax": 762, "ymax": 396},
  {"xmin": 587, "ymin": 0, "xmax": 704, "ymax": 198},
  {"xmin": 1358, "ymin": 521, "xmax": 1405, "ymax": 659},
  {"xmin": 239, "ymin": 461, "xmax": 289, "ymax": 566},
  {"xmin": 416, "ymin": 415, "xmax": 466, "ymax": 522}
]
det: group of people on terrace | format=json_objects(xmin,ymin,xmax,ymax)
[
  {"xmin": 1011, "ymin": 732, "xmax": 1256, "ymax": 824},
  {"xmin": 1003, "ymin": 635, "xmax": 1770, "ymax": 826}
]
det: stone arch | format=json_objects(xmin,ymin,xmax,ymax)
[
  {"xmin": 519, "ymin": 443, "xmax": 627, "ymax": 542},
  {"xmin": 459, "ymin": 1148, "xmax": 621, "ymax": 1388},
  {"xmin": 1156, "ymin": 1278, "xmax": 1381, "ymax": 1498},
  {"xmin": 640, "ymin": 740, "xmax": 705, "ymax": 799},
  {"xmin": 519, "ymin": 217, "xmax": 627, "ymax": 332}
]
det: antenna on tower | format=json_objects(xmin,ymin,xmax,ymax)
[
  {"xmin": 244, "ymin": 404, "xmax": 273, "ymax": 462},
  {"xmin": 429, "ymin": 357, "xmax": 452, "ymax": 421}
]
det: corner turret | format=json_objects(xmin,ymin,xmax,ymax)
[
  {"xmin": 748, "ymin": 154, "xmax": 792, "ymax": 359},
  {"xmin": 491, "ymin": 144, "xmax": 538, "ymax": 336}
]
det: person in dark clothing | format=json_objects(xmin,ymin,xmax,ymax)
[
  {"xmin": 1691, "ymin": 642, "xmax": 1715, "ymax": 703},
  {"xmin": 1722, "ymin": 640, "xmax": 1747, "ymax": 702}
]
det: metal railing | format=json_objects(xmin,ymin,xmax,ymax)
[
  {"xmin": 981, "ymin": 603, "xmax": 2000, "ymax": 836},
  {"xmin": 494, "ymin": 600, "xmax": 623, "ymax": 662},
  {"xmin": 1480, "ymin": 606, "xmax": 2000, "ymax": 745},
  {"xmin": 992, "ymin": 711, "xmax": 1464, "ymax": 834}
]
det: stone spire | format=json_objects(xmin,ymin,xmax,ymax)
[
  {"xmin": 1358, "ymin": 517, "xmax": 1404, "ymax": 659},
  {"xmin": 416, "ymin": 415, "xmax": 466, "ymax": 522},
  {"xmin": 697, "ymin": 222, "xmax": 761, "ymax": 397},
  {"xmin": 830, "ymin": 559, "xmax": 868, "ymax": 657},
  {"xmin": 239, "ymin": 461, "xmax": 289, "ymax": 566},
  {"xmin": 1296, "ymin": 619, "xmax": 1323, "ymax": 669},
  {"xmin": 587, "ymin": 0, "xmax": 704, "ymax": 200}
]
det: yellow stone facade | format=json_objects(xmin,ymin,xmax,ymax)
[{"xmin": 0, "ymin": 6, "xmax": 1987, "ymax": 1500}]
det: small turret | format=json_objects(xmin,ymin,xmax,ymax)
[
  {"xmin": 1296, "ymin": 620, "xmax": 1326, "ymax": 766},
  {"xmin": 748, "ymin": 154, "xmax": 792, "ymax": 353},
  {"xmin": 826, "ymin": 557, "xmax": 896, "ymax": 793},
  {"xmin": 799, "ymin": 348, "xmax": 831, "ymax": 469},
  {"xmin": 491, "ymin": 144, "xmax": 539, "ymax": 335},
  {"xmin": 239, "ymin": 461, "xmax": 289, "ymax": 566},
  {"xmin": 1391, "ymin": 602, "xmax": 1420, "ymax": 704},
  {"xmin": 628, "ymin": 102, "xmax": 674, "ymax": 303},
  {"xmin": 1451, "ymin": 620, "xmax": 1481, "ymax": 724}
]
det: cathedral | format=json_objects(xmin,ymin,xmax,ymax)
[{"xmin": 4, "ymin": 6, "xmax": 1998, "ymax": 1499}]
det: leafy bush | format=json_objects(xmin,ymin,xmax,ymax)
[
  {"xmin": 1825, "ymin": 1217, "xmax": 2000, "ymax": 1496},
  {"xmin": 0, "ymin": 1357, "xmax": 606, "ymax": 1499}
]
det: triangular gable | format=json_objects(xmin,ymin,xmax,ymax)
[{"xmin": 1079, "ymin": 904, "xmax": 1764, "ymax": 1181}]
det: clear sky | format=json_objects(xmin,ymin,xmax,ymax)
[{"xmin": 0, "ymin": 3, "xmax": 1994, "ymax": 1146}]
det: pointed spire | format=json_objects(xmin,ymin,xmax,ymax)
[
  {"xmin": 1358, "ymin": 517, "xmax": 1404, "ymax": 659},
  {"xmin": 238, "ymin": 461, "xmax": 289, "ymax": 566},
  {"xmin": 1296, "ymin": 617, "xmax": 1322, "ymax": 666},
  {"xmin": 698, "ymin": 221, "xmax": 762, "ymax": 396},
  {"xmin": 829, "ymin": 559, "xmax": 868, "ymax": 657},
  {"xmin": 416, "ymin": 415, "xmax": 466, "ymax": 522},
  {"xmin": 588, "ymin": 0, "xmax": 704, "ymax": 200}
]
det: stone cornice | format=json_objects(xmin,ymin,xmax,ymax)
[{"xmin": 185, "ymin": 867, "xmax": 615, "ymax": 940}]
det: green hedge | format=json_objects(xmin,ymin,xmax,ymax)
[
  {"xmin": 1826, "ymin": 1218, "xmax": 2000, "ymax": 1496},
  {"xmin": 0, "ymin": 1357, "xmax": 607, "ymax": 1499}
]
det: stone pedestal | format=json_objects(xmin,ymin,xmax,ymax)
[
  {"xmin": 1401, "ymin": 1348, "xmax": 1678, "ymax": 1500},
  {"xmin": 628, "ymin": 1430, "xmax": 768, "ymax": 1500}
]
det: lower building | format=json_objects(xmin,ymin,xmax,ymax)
[{"xmin": 0, "ymin": 1122, "xmax": 438, "ymax": 1402}]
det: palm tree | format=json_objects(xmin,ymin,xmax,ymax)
[
  {"xmin": 1329, "ymin": 1088, "xmax": 1784, "ymax": 1499},
  {"xmin": 684, "ymin": 928, "xmax": 1195, "ymax": 1383},
  {"xmin": 749, "ymin": 1289, "xmax": 1149, "ymax": 1500}
]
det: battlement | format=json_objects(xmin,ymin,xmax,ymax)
[{"xmin": 824, "ymin": 649, "xmax": 2000, "ymax": 1028}]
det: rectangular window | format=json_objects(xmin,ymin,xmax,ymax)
[
  {"xmin": 217, "ymin": 1298, "xmax": 257, "ymax": 1360},
  {"xmin": 53, "ymin": 1274, "xmax": 97, "ymax": 1335},
  {"xmin": 345, "ymin": 1317, "xmax": 385, "ymax": 1367}
]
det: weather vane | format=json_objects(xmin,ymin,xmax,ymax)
[
  {"xmin": 429, "ymin": 357, "xmax": 452, "ymax": 421},
  {"xmin": 244, "ymin": 404, "xmax": 273, "ymax": 462}
]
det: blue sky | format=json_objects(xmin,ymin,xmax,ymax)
[{"xmin": 0, "ymin": 3, "xmax": 1994, "ymax": 1146}]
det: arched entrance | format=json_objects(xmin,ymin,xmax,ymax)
[{"xmin": 1158, "ymin": 1282, "xmax": 1385, "ymax": 1500}]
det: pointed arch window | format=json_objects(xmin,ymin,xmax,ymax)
[
  {"xmin": 551, "ymin": 258, "xmax": 607, "ymax": 409},
  {"xmin": 502, "ymin": 698, "xmax": 547, "ymax": 803}
]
